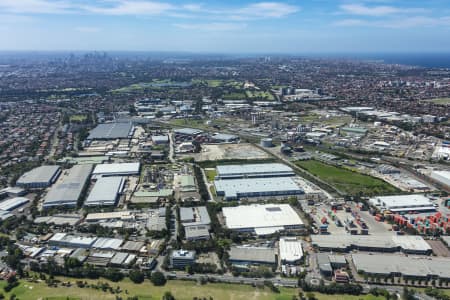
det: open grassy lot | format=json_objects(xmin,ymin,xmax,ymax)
[
  {"xmin": 295, "ymin": 160, "xmax": 399, "ymax": 196},
  {"xmin": 205, "ymin": 169, "xmax": 217, "ymax": 182},
  {"xmin": 245, "ymin": 90, "xmax": 275, "ymax": 100},
  {"xmin": 222, "ymin": 92, "xmax": 247, "ymax": 100},
  {"xmin": 0, "ymin": 277, "xmax": 389, "ymax": 300},
  {"xmin": 69, "ymin": 114, "xmax": 87, "ymax": 122},
  {"xmin": 423, "ymin": 97, "xmax": 450, "ymax": 105}
]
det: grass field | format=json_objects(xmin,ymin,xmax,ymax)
[
  {"xmin": 295, "ymin": 160, "xmax": 399, "ymax": 196},
  {"xmin": 70, "ymin": 114, "xmax": 87, "ymax": 122},
  {"xmin": 424, "ymin": 97, "xmax": 450, "ymax": 105},
  {"xmin": 205, "ymin": 169, "xmax": 217, "ymax": 182},
  {"xmin": 222, "ymin": 92, "xmax": 247, "ymax": 100},
  {"xmin": 245, "ymin": 90, "xmax": 276, "ymax": 100},
  {"xmin": 0, "ymin": 277, "xmax": 390, "ymax": 300}
]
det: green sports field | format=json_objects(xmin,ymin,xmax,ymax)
[{"xmin": 0, "ymin": 277, "xmax": 390, "ymax": 300}]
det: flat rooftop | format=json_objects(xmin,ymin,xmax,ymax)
[
  {"xmin": 311, "ymin": 235, "xmax": 432, "ymax": 253},
  {"xmin": 279, "ymin": 237, "xmax": 303, "ymax": 263},
  {"xmin": 17, "ymin": 165, "xmax": 61, "ymax": 185},
  {"xmin": 214, "ymin": 177, "xmax": 303, "ymax": 200},
  {"xmin": 229, "ymin": 246, "xmax": 276, "ymax": 264},
  {"xmin": 370, "ymin": 194, "xmax": 434, "ymax": 212},
  {"xmin": 43, "ymin": 164, "xmax": 92, "ymax": 207},
  {"xmin": 216, "ymin": 163, "xmax": 294, "ymax": 178},
  {"xmin": 352, "ymin": 253, "xmax": 450, "ymax": 279},
  {"xmin": 92, "ymin": 162, "xmax": 140, "ymax": 175},
  {"xmin": 87, "ymin": 122, "xmax": 133, "ymax": 140},
  {"xmin": 85, "ymin": 176, "xmax": 124, "ymax": 206},
  {"xmin": 222, "ymin": 204, "xmax": 304, "ymax": 232}
]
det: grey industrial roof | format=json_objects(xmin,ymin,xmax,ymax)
[
  {"xmin": 87, "ymin": 122, "xmax": 133, "ymax": 140},
  {"xmin": 442, "ymin": 236, "xmax": 450, "ymax": 246},
  {"xmin": 121, "ymin": 241, "xmax": 145, "ymax": 252},
  {"xmin": 110, "ymin": 252, "xmax": 129, "ymax": 265},
  {"xmin": 0, "ymin": 197, "xmax": 29, "ymax": 211},
  {"xmin": 85, "ymin": 176, "xmax": 124, "ymax": 206},
  {"xmin": 147, "ymin": 207, "xmax": 167, "ymax": 231},
  {"xmin": 17, "ymin": 165, "xmax": 61, "ymax": 185},
  {"xmin": 179, "ymin": 206, "xmax": 211, "ymax": 226},
  {"xmin": 229, "ymin": 246, "xmax": 276, "ymax": 264},
  {"xmin": 152, "ymin": 135, "xmax": 169, "ymax": 142},
  {"xmin": 214, "ymin": 177, "xmax": 303, "ymax": 199},
  {"xmin": 185, "ymin": 225, "xmax": 210, "ymax": 240},
  {"xmin": 212, "ymin": 133, "xmax": 238, "ymax": 141},
  {"xmin": 174, "ymin": 128, "xmax": 203, "ymax": 135},
  {"xmin": 216, "ymin": 163, "xmax": 294, "ymax": 177},
  {"xmin": 311, "ymin": 235, "xmax": 431, "ymax": 253},
  {"xmin": 352, "ymin": 253, "xmax": 450, "ymax": 279},
  {"xmin": 92, "ymin": 238, "xmax": 123, "ymax": 250},
  {"xmin": 43, "ymin": 165, "xmax": 92, "ymax": 207}
]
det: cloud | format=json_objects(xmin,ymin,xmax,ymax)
[
  {"xmin": 233, "ymin": 2, "xmax": 299, "ymax": 19},
  {"xmin": 173, "ymin": 22, "xmax": 247, "ymax": 31},
  {"xmin": 0, "ymin": 0, "xmax": 73, "ymax": 14},
  {"xmin": 0, "ymin": 14, "xmax": 35, "ymax": 23},
  {"xmin": 335, "ymin": 16, "xmax": 450, "ymax": 28},
  {"xmin": 340, "ymin": 4, "xmax": 426, "ymax": 17},
  {"xmin": 84, "ymin": 1, "xmax": 174, "ymax": 16},
  {"xmin": 75, "ymin": 26, "xmax": 102, "ymax": 32}
]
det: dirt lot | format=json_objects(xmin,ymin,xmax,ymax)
[{"xmin": 194, "ymin": 143, "xmax": 270, "ymax": 161}]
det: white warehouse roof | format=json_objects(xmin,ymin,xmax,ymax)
[
  {"xmin": 92, "ymin": 162, "xmax": 140, "ymax": 176},
  {"xmin": 279, "ymin": 237, "xmax": 303, "ymax": 264},
  {"xmin": 222, "ymin": 204, "xmax": 304, "ymax": 234},
  {"xmin": 370, "ymin": 194, "xmax": 434, "ymax": 212},
  {"xmin": 85, "ymin": 177, "xmax": 125, "ymax": 207},
  {"xmin": 430, "ymin": 170, "xmax": 450, "ymax": 188},
  {"xmin": 0, "ymin": 197, "xmax": 30, "ymax": 211},
  {"xmin": 16, "ymin": 165, "xmax": 61, "ymax": 187}
]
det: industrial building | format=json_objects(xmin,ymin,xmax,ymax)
[
  {"xmin": 430, "ymin": 170, "xmax": 450, "ymax": 189},
  {"xmin": 180, "ymin": 206, "xmax": 211, "ymax": 240},
  {"xmin": 151, "ymin": 135, "xmax": 169, "ymax": 144},
  {"xmin": 87, "ymin": 122, "xmax": 134, "ymax": 140},
  {"xmin": 316, "ymin": 253, "xmax": 347, "ymax": 277},
  {"xmin": 49, "ymin": 233, "xmax": 97, "ymax": 249},
  {"xmin": 92, "ymin": 162, "xmax": 140, "ymax": 177},
  {"xmin": 210, "ymin": 133, "xmax": 239, "ymax": 143},
  {"xmin": 0, "ymin": 197, "xmax": 29, "ymax": 211},
  {"xmin": 311, "ymin": 235, "xmax": 432, "ymax": 254},
  {"xmin": 229, "ymin": 246, "xmax": 276, "ymax": 267},
  {"xmin": 279, "ymin": 237, "xmax": 303, "ymax": 264},
  {"xmin": 222, "ymin": 204, "xmax": 304, "ymax": 235},
  {"xmin": 16, "ymin": 165, "xmax": 61, "ymax": 189},
  {"xmin": 92, "ymin": 238, "xmax": 124, "ymax": 250},
  {"xmin": 215, "ymin": 177, "xmax": 303, "ymax": 200},
  {"xmin": 369, "ymin": 194, "xmax": 435, "ymax": 213},
  {"xmin": 43, "ymin": 164, "xmax": 92, "ymax": 209},
  {"xmin": 215, "ymin": 163, "xmax": 295, "ymax": 179},
  {"xmin": 84, "ymin": 177, "xmax": 125, "ymax": 207},
  {"xmin": 170, "ymin": 249, "xmax": 196, "ymax": 269},
  {"xmin": 352, "ymin": 253, "xmax": 450, "ymax": 280},
  {"xmin": 174, "ymin": 128, "xmax": 203, "ymax": 137}
]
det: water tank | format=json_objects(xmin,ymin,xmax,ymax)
[{"xmin": 260, "ymin": 138, "xmax": 273, "ymax": 147}]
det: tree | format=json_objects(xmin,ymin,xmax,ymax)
[
  {"xmin": 129, "ymin": 270, "xmax": 145, "ymax": 284},
  {"xmin": 162, "ymin": 291, "xmax": 175, "ymax": 300},
  {"xmin": 150, "ymin": 271, "xmax": 167, "ymax": 286}
]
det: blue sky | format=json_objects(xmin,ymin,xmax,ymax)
[{"xmin": 1, "ymin": 0, "xmax": 450, "ymax": 53}]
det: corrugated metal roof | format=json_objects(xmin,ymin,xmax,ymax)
[{"xmin": 85, "ymin": 176, "xmax": 124, "ymax": 206}]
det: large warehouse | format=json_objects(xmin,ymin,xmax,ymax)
[
  {"xmin": 84, "ymin": 177, "xmax": 125, "ymax": 207},
  {"xmin": 16, "ymin": 165, "xmax": 61, "ymax": 189},
  {"xmin": 87, "ymin": 122, "xmax": 134, "ymax": 140},
  {"xmin": 214, "ymin": 177, "xmax": 303, "ymax": 200},
  {"xmin": 352, "ymin": 253, "xmax": 450, "ymax": 280},
  {"xmin": 430, "ymin": 170, "xmax": 450, "ymax": 189},
  {"xmin": 311, "ymin": 235, "xmax": 432, "ymax": 254},
  {"xmin": 92, "ymin": 162, "xmax": 140, "ymax": 177},
  {"xmin": 369, "ymin": 194, "xmax": 435, "ymax": 213},
  {"xmin": 215, "ymin": 163, "xmax": 295, "ymax": 179},
  {"xmin": 0, "ymin": 197, "xmax": 30, "ymax": 211},
  {"xmin": 222, "ymin": 204, "xmax": 304, "ymax": 235},
  {"xmin": 43, "ymin": 164, "xmax": 92, "ymax": 209}
]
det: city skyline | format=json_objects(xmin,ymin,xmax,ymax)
[{"xmin": 1, "ymin": 0, "xmax": 450, "ymax": 53}]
